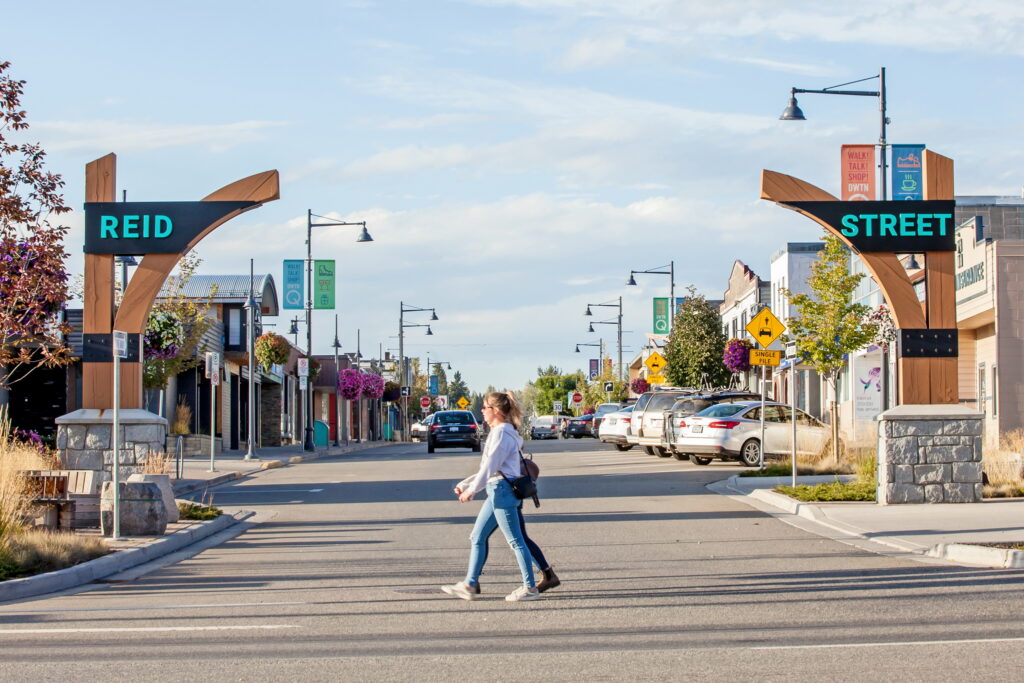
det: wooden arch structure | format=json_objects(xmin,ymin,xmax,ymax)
[
  {"xmin": 760, "ymin": 150, "xmax": 957, "ymax": 405},
  {"xmin": 82, "ymin": 153, "xmax": 280, "ymax": 409}
]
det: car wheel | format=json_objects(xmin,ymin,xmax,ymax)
[
  {"xmin": 672, "ymin": 452, "xmax": 689, "ymax": 461},
  {"xmin": 655, "ymin": 447, "xmax": 671, "ymax": 458},
  {"xmin": 643, "ymin": 446, "xmax": 656, "ymax": 455},
  {"xmin": 740, "ymin": 439, "xmax": 761, "ymax": 467},
  {"xmin": 691, "ymin": 456, "xmax": 713, "ymax": 466},
  {"xmin": 614, "ymin": 444, "xmax": 632, "ymax": 451},
  {"xmin": 427, "ymin": 440, "xmax": 435, "ymax": 454}
]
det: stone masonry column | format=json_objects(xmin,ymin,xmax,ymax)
[
  {"xmin": 877, "ymin": 405, "xmax": 984, "ymax": 504},
  {"xmin": 56, "ymin": 409, "xmax": 168, "ymax": 482}
]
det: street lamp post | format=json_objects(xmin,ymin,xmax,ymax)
[
  {"xmin": 780, "ymin": 67, "xmax": 889, "ymax": 200},
  {"xmin": 424, "ymin": 354, "xmax": 452, "ymax": 409},
  {"xmin": 585, "ymin": 296, "xmax": 623, "ymax": 380},
  {"xmin": 628, "ymin": 262, "xmax": 675, "ymax": 334},
  {"xmin": 398, "ymin": 302, "xmax": 437, "ymax": 441},
  {"xmin": 303, "ymin": 210, "xmax": 372, "ymax": 451},
  {"xmin": 243, "ymin": 261, "xmax": 258, "ymax": 460},
  {"xmin": 575, "ymin": 339, "xmax": 604, "ymax": 382},
  {"xmin": 332, "ymin": 314, "xmax": 343, "ymax": 448}
]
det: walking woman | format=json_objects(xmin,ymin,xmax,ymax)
[{"xmin": 444, "ymin": 391, "xmax": 541, "ymax": 602}]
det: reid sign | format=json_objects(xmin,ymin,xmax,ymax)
[{"xmin": 84, "ymin": 201, "xmax": 256, "ymax": 254}]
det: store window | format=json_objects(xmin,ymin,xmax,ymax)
[
  {"xmin": 978, "ymin": 363, "xmax": 986, "ymax": 417},
  {"xmin": 992, "ymin": 365, "xmax": 998, "ymax": 417}
]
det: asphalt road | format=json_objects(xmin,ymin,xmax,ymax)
[{"xmin": 4, "ymin": 438, "xmax": 1024, "ymax": 680}]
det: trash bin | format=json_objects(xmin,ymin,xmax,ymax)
[
  {"xmin": 314, "ymin": 420, "xmax": 329, "ymax": 447},
  {"xmin": 384, "ymin": 423, "xmax": 393, "ymax": 440}
]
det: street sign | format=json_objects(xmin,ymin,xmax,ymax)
[
  {"xmin": 401, "ymin": 386, "xmax": 411, "ymax": 397},
  {"xmin": 313, "ymin": 259, "xmax": 335, "ymax": 309},
  {"xmin": 437, "ymin": 395, "xmax": 448, "ymax": 409},
  {"xmin": 552, "ymin": 400, "xmax": 563, "ymax": 412},
  {"xmin": 603, "ymin": 381, "xmax": 614, "ymax": 392},
  {"xmin": 297, "ymin": 358, "xmax": 309, "ymax": 377},
  {"xmin": 205, "ymin": 351, "xmax": 220, "ymax": 377},
  {"xmin": 750, "ymin": 349, "xmax": 783, "ymax": 366},
  {"xmin": 745, "ymin": 306, "xmax": 786, "ymax": 348},
  {"xmin": 112, "ymin": 330, "xmax": 128, "ymax": 359},
  {"xmin": 299, "ymin": 376, "xmax": 308, "ymax": 390},
  {"xmin": 420, "ymin": 396, "xmax": 431, "ymax": 408},
  {"xmin": 646, "ymin": 373, "xmax": 665, "ymax": 384},
  {"xmin": 571, "ymin": 392, "xmax": 583, "ymax": 405},
  {"xmin": 644, "ymin": 351, "xmax": 667, "ymax": 374},
  {"xmin": 456, "ymin": 396, "xmax": 469, "ymax": 410}
]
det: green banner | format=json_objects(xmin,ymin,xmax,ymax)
[
  {"xmin": 653, "ymin": 297, "xmax": 669, "ymax": 334},
  {"xmin": 314, "ymin": 259, "xmax": 335, "ymax": 309}
]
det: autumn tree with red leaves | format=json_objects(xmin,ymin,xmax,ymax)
[{"xmin": 0, "ymin": 61, "xmax": 73, "ymax": 387}]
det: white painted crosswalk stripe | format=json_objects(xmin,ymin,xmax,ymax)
[{"xmin": 0, "ymin": 625, "xmax": 300, "ymax": 635}]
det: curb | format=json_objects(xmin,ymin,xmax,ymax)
[
  {"xmin": 711, "ymin": 476, "xmax": 1024, "ymax": 569},
  {"xmin": 0, "ymin": 510, "xmax": 254, "ymax": 604}
]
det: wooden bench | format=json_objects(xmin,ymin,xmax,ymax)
[
  {"xmin": 23, "ymin": 471, "xmax": 75, "ymax": 530},
  {"xmin": 26, "ymin": 470, "xmax": 102, "ymax": 529}
]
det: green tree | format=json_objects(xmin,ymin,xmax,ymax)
[
  {"xmin": 664, "ymin": 287, "xmax": 729, "ymax": 388},
  {"xmin": 783, "ymin": 234, "xmax": 877, "ymax": 463},
  {"xmin": 448, "ymin": 370, "xmax": 469, "ymax": 406},
  {"xmin": 527, "ymin": 368, "xmax": 577, "ymax": 416}
]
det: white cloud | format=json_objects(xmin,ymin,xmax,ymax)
[
  {"xmin": 33, "ymin": 120, "xmax": 289, "ymax": 154},
  {"xmin": 558, "ymin": 35, "xmax": 633, "ymax": 71},
  {"xmin": 376, "ymin": 113, "xmax": 484, "ymax": 129}
]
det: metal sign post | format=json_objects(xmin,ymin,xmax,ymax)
[
  {"xmin": 206, "ymin": 352, "xmax": 220, "ymax": 472},
  {"xmin": 745, "ymin": 307, "xmax": 786, "ymax": 471},
  {"xmin": 111, "ymin": 330, "xmax": 127, "ymax": 540},
  {"xmin": 787, "ymin": 344, "xmax": 798, "ymax": 487}
]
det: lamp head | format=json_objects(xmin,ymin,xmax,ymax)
[
  {"xmin": 779, "ymin": 93, "xmax": 806, "ymax": 121},
  {"xmin": 356, "ymin": 225, "xmax": 373, "ymax": 243},
  {"xmin": 430, "ymin": 311, "xmax": 439, "ymax": 321},
  {"xmin": 585, "ymin": 305, "xmax": 592, "ymax": 316},
  {"xmin": 115, "ymin": 255, "xmax": 139, "ymax": 266},
  {"xmin": 333, "ymin": 336, "xmax": 341, "ymax": 349},
  {"xmin": 588, "ymin": 323, "xmax": 595, "ymax": 333},
  {"xmin": 906, "ymin": 254, "xmax": 922, "ymax": 270},
  {"xmin": 575, "ymin": 345, "xmax": 580, "ymax": 353},
  {"xmin": 289, "ymin": 320, "xmax": 299, "ymax": 335},
  {"xmin": 426, "ymin": 326, "xmax": 433, "ymax": 336},
  {"xmin": 627, "ymin": 273, "xmax": 637, "ymax": 286}
]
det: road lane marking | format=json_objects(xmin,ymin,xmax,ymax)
[
  {"xmin": 0, "ymin": 625, "xmax": 300, "ymax": 634},
  {"xmin": 212, "ymin": 489, "xmax": 324, "ymax": 494},
  {"xmin": 0, "ymin": 601, "xmax": 308, "ymax": 615},
  {"xmin": 753, "ymin": 636, "xmax": 1024, "ymax": 650}
]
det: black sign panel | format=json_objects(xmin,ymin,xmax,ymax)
[
  {"xmin": 785, "ymin": 200, "xmax": 956, "ymax": 252},
  {"xmin": 84, "ymin": 201, "xmax": 256, "ymax": 255}
]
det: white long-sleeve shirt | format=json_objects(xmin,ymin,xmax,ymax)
[{"xmin": 457, "ymin": 422, "xmax": 524, "ymax": 496}]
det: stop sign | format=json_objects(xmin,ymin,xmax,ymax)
[
  {"xmin": 420, "ymin": 396, "xmax": 431, "ymax": 408},
  {"xmin": 572, "ymin": 392, "xmax": 583, "ymax": 404}
]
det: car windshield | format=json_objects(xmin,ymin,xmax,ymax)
[
  {"xmin": 436, "ymin": 412, "xmax": 475, "ymax": 425},
  {"xmin": 648, "ymin": 393, "xmax": 684, "ymax": 411},
  {"xmin": 595, "ymin": 403, "xmax": 620, "ymax": 417},
  {"xmin": 694, "ymin": 403, "xmax": 747, "ymax": 418},
  {"xmin": 632, "ymin": 392, "xmax": 655, "ymax": 414},
  {"xmin": 671, "ymin": 398, "xmax": 713, "ymax": 415}
]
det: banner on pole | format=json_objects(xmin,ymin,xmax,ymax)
[
  {"xmin": 283, "ymin": 259, "xmax": 304, "ymax": 310},
  {"xmin": 589, "ymin": 358, "xmax": 599, "ymax": 380},
  {"xmin": 314, "ymin": 259, "xmax": 335, "ymax": 310},
  {"xmin": 892, "ymin": 144, "xmax": 925, "ymax": 201},
  {"xmin": 653, "ymin": 298, "xmax": 669, "ymax": 334},
  {"xmin": 841, "ymin": 144, "xmax": 876, "ymax": 201}
]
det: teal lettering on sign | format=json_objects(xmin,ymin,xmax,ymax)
[
  {"xmin": 838, "ymin": 212, "xmax": 952, "ymax": 238},
  {"xmin": 97, "ymin": 214, "xmax": 173, "ymax": 239}
]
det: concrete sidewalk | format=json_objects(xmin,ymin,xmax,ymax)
[
  {"xmin": 709, "ymin": 474, "xmax": 1024, "ymax": 569},
  {"xmin": 170, "ymin": 439, "xmax": 391, "ymax": 497}
]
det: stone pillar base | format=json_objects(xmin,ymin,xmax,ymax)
[
  {"xmin": 55, "ymin": 409, "xmax": 168, "ymax": 483},
  {"xmin": 877, "ymin": 405, "xmax": 984, "ymax": 504}
]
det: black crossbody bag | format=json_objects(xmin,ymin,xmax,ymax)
[{"xmin": 501, "ymin": 451, "xmax": 540, "ymax": 507}]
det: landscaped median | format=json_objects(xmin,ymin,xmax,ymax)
[{"xmin": 0, "ymin": 509, "xmax": 253, "ymax": 603}]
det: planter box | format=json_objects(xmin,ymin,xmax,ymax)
[{"xmin": 166, "ymin": 434, "xmax": 223, "ymax": 458}]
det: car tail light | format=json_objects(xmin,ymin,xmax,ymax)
[
  {"xmin": 708, "ymin": 420, "xmax": 741, "ymax": 429},
  {"xmin": 468, "ymin": 424, "xmax": 477, "ymax": 430},
  {"xmin": 622, "ymin": 418, "xmax": 631, "ymax": 424},
  {"xmin": 677, "ymin": 420, "xmax": 686, "ymax": 428},
  {"xmin": 431, "ymin": 424, "xmax": 442, "ymax": 431}
]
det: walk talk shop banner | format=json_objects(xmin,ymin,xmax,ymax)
[
  {"xmin": 841, "ymin": 144, "xmax": 876, "ymax": 201},
  {"xmin": 892, "ymin": 144, "xmax": 925, "ymax": 201}
]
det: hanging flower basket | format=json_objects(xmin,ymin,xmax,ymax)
[
  {"xmin": 382, "ymin": 381, "xmax": 402, "ymax": 402},
  {"xmin": 362, "ymin": 372, "xmax": 384, "ymax": 399},
  {"xmin": 255, "ymin": 332, "xmax": 290, "ymax": 372},
  {"xmin": 863, "ymin": 303, "xmax": 897, "ymax": 348},
  {"xmin": 630, "ymin": 377, "xmax": 649, "ymax": 395},
  {"xmin": 338, "ymin": 368, "xmax": 363, "ymax": 401},
  {"xmin": 144, "ymin": 310, "xmax": 185, "ymax": 360},
  {"xmin": 723, "ymin": 337, "xmax": 753, "ymax": 373}
]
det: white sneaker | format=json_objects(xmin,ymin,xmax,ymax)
[
  {"xmin": 505, "ymin": 586, "xmax": 540, "ymax": 602},
  {"xmin": 442, "ymin": 581, "xmax": 479, "ymax": 601}
]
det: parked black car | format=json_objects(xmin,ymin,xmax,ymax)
[
  {"xmin": 565, "ymin": 415, "xmax": 594, "ymax": 438},
  {"xmin": 427, "ymin": 410, "xmax": 481, "ymax": 453}
]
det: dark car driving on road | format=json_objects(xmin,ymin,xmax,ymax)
[
  {"xmin": 427, "ymin": 410, "xmax": 481, "ymax": 453},
  {"xmin": 565, "ymin": 415, "xmax": 594, "ymax": 438}
]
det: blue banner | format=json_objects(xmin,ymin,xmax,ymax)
[
  {"xmin": 282, "ymin": 260, "xmax": 304, "ymax": 310},
  {"xmin": 429, "ymin": 374, "xmax": 439, "ymax": 396},
  {"xmin": 892, "ymin": 144, "xmax": 925, "ymax": 201}
]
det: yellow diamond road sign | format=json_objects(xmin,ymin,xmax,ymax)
[
  {"xmin": 456, "ymin": 396, "xmax": 469, "ymax": 409},
  {"xmin": 644, "ymin": 351, "xmax": 667, "ymax": 374},
  {"xmin": 745, "ymin": 306, "xmax": 786, "ymax": 348}
]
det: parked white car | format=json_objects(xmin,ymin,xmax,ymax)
[
  {"xmin": 598, "ymin": 405, "xmax": 634, "ymax": 450},
  {"xmin": 673, "ymin": 401, "xmax": 830, "ymax": 467},
  {"xmin": 410, "ymin": 416, "xmax": 431, "ymax": 442}
]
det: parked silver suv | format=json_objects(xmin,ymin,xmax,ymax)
[{"xmin": 635, "ymin": 388, "xmax": 697, "ymax": 455}]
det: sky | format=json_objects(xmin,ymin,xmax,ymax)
[{"xmin": 5, "ymin": 1, "xmax": 1023, "ymax": 393}]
